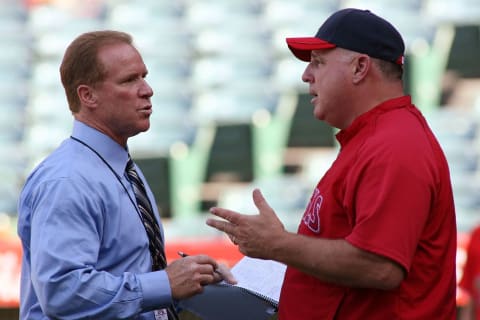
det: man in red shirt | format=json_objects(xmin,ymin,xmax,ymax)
[
  {"xmin": 207, "ymin": 8, "xmax": 457, "ymax": 319},
  {"xmin": 459, "ymin": 226, "xmax": 480, "ymax": 319}
]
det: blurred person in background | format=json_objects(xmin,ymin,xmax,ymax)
[
  {"xmin": 207, "ymin": 8, "xmax": 457, "ymax": 319},
  {"xmin": 17, "ymin": 30, "xmax": 235, "ymax": 320},
  {"xmin": 459, "ymin": 225, "xmax": 480, "ymax": 320}
]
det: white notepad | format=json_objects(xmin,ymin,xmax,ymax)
[{"xmin": 230, "ymin": 256, "xmax": 287, "ymax": 304}]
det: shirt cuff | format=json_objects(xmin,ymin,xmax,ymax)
[{"xmin": 138, "ymin": 270, "xmax": 172, "ymax": 310}]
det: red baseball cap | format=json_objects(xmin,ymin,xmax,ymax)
[{"xmin": 286, "ymin": 8, "xmax": 405, "ymax": 65}]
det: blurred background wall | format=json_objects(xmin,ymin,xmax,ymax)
[{"xmin": 1, "ymin": 0, "xmax": 480, "ymax": 318}]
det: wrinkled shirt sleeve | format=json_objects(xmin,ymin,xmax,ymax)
[{"xmin": 22, "ymin": 176, "xmax": 172, "ymax": 319}]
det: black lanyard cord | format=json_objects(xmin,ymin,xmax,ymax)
[{"xmin": 69, "ymin": 136, "xmax": 144, "ymax": 222}]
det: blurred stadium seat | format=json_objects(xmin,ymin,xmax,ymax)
[
  {"xmin": 1, "ymin": 1, "xmax": 480, "ymax": 314},
  {"xmin": 0, "ymin": 0, "xmax": 30, "ymax": 217}
]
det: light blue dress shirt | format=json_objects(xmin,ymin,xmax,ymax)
[{"xmin": 17, "ymin": 120, "xmax": 172, "ymax": 319}]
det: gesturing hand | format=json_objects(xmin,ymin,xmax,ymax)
[{"xmin": 206, "ymin": 188, "xmax": 286, "ymax": 259}]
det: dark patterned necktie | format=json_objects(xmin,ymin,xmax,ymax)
[{"xmin": 126, "ymin": 157, "xmax": 179, "ymax": 320}]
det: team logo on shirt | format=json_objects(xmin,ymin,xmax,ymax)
[{"xmin": 303, "ymin": 188, "xmax": 323, "ymax": 233}]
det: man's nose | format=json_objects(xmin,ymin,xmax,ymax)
[
  {"xmin": 140, "ymin": 79, "xmax": 153, "ymax": 97},
  {"xmin": 301, "ymin": 65, "xmax": 312, "ymax": 83}
]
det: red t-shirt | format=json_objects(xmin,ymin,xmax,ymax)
[
  {"xmin": 278, "ymin": 96, "xmax": 457, "ymax": 319},
  {"xmin": 460, "ymin": 226, "xmax": 480, "ymax": 319}
]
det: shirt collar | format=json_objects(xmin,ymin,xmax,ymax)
[
  {"xmin": 336, "ymin": 95, "xmax": 412, "ymax": 147},
  {"xmin": 71, "ymin": 120, "xmax": 130, "ymax": 176}
]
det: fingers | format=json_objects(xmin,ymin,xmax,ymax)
[
  {"xmin": 206, "ymin": 188, "xmax": 267, "ymax": 248},
  {"xmin": 192, "ymin": 256, "xmax": 237, "ymax": 285},
  {"xmin": 252, "ymin": 188, "xmax": 275, "ymax": 217},
  {"xmin": 170, "ymin": 254, "xmax": 236, "ymax": 283},
  {"xmin": 206, "ymin": 188, "xmax": 275, "ymax": 240},
  {"xmin": 206, "ymin": 209, "xmax": 238, "ymax": 235},
  {"xmin": 252, "ymin": 189, "xmax": 276, "ymax": 219},
  {"xmin": 192, "ymin": 254, "xmax": 219, "ymax": 270},
  {"xmin": 207, "ymin": 188, "xmax": 273, "ymax": 227},
  {"xmin": 167, "ymin": 255, "xmax": 220, "ymax": 299},
  {"xmin": 206, "ymin": 191, "xmax": 260, "ymax": 235},
  {"xmin": 207, "ymin": 207, "xmax": 241, "ymax": 225},
  {"xmin": 214, "ymin": 263, "xmax": 237, "ymax": 285}
]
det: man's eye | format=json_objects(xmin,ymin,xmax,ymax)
[{"xmin": 124, "ymin": 76, "xmax": 137, "ymax": 83}]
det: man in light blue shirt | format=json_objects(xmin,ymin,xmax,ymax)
[{"xmin": 17, "ymin": 30, "xmax": 235, "ymax": 319}]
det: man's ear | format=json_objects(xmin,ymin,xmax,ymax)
[
  {"xmin": 77, "ymin": 84, "xmax": 97, "ymax": 108},
  {"xmin": 351, "ymin": 54, "xmax": 370, "ymax": 84}
]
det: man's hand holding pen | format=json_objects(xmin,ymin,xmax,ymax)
[
  {"xmin": 177, "ymin": 251, "xmax": 237, "ymax": 284},
  {"xmin": 165, "ymin": 252, "xmax": 237, "ymax": 300}
]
